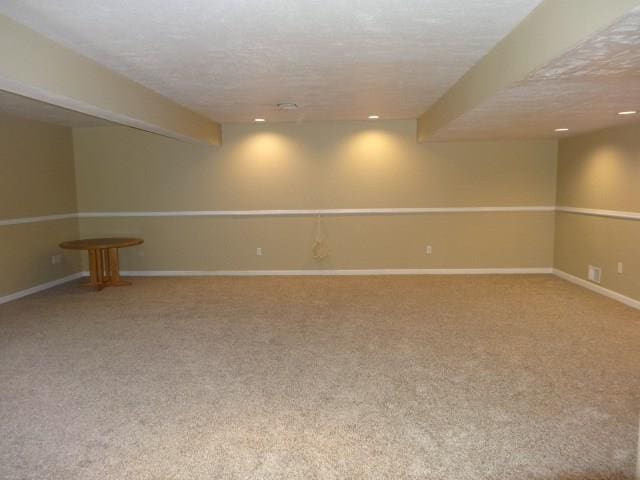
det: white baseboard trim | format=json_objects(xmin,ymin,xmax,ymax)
[
  {"xmin": 0, "ymin": 272, "xmax": 85, "ymax": 305},
  {"xmin": 4, "ymin": 268, "xmax": 584, "ymax": 305},
  {"xmin": 6, "ymin": 268, "xmax": 638, "ymax": 311},
  {"xmin": 553, "ymin": 269, "xmax": 640, "ymax": 310},
  {"xmin": 116, "ymin": 267, "xmax": 553, "ymax": 277}
]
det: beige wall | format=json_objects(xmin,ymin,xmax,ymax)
[
  {"xmin": 0, "ymin": 113, "xmax": 81, "ymax": 296},
  {"xmin": 73, "ymin": 120, "xmax": 557, "ymax": 271},
  {"xmin": 1, "ymin": 115, "xmax": 77, "ymax": 219},
  {"xmin": 555, "ymin": 122, "xmax": 640, "ymax": 300},
  {"xmin": 75, "ymin": 121, "xmax": 557, "ymax": 211},
  {"xmin": 78, "ymin": 213, "xmax": 554, "ymax": 272}
]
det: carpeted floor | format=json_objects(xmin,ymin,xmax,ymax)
[{"xmin": 0, "ymin": 275, "xmax": 638, "ymax": 479}]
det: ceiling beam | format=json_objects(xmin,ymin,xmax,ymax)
[
  {"xmin": 417, "ymin": 0, "xmax": 640, "ymax": 143},
  {"xmin": 0, "ymin": 14, "xmax": 221, "ymax": 146}
]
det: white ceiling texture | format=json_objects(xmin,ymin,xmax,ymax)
[
  {"xmin": 431, "ymin": 5, "xmax": 640, "ymax": 141},
  {"xmin": 1, "ymin": 0, "xmax": 638, "ymax": 139},
  {"xmin": 0, "ymin": 0, "xmax": 543, "ymax": 124}
]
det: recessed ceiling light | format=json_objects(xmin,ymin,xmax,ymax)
[
  {"xmin": 254, "ymin": 118, "xmax": 265, "ymax": 122},
  {"xmin": 555, "ymin": 128, "xmax": 569, "ymax": 132},
  {"xmin": 368, "ymin": 115, "xmax": 379, "ymax": 120},
  {"xmin": 617, "ymin": 110, "xmax": 637, "ymax": 115}
]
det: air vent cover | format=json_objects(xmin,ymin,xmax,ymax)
[
  {"xmin": 588, "ymin": 265, "xmax": 602, "ymax": 284},
  {"xmin": 277, "ymin": 103, "xmax": 298, "ymax": 111}
]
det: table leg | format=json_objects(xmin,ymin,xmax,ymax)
[
  {"xmin": 96, "ymin": 248, "xmax": 105, "ymax": 289},
  {"xmin": 107, "ymin": 247, "xmax": 131, "ymax": 286},
  {"xmin": 86, "ymin": 249, "xmax": 104, "ymax": 291},
  {"xmin": 101, "ymin": 248, "xmax": 111, "ymax": 282}
]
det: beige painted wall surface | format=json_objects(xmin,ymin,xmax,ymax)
[
  {"xmin": 73, "ymin": 120, "xmax": 557, "ymax": 271},
  {"xmin": 0, "ymin": 219, "xmax": 81, "ymax": 296},
  {"xmin": 555, "ymin": 213, "xmax": 640, "ymax": 300},
  {"xmin": 557, "ymin": 123, "xmax": 640, "ymax": 211},
  {"xmin": 79, "ymin": 213, "xmax": 554, "ymax": 272},
  {"xmin": 0, "ymin": 113, "xmax": 77, "ymax": 219},
  {"xmin": 555, "ymin": 122, "xmax": 640, "ymax": 301},
  {"xmin": 0, "ymin": 113, "xmax": 80, "ymax": 296},
  {"xmin": 74, "ymin": 120, "xmax": 557, "ymax": 211}
]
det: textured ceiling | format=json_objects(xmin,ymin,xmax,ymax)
[
  {"xmin": 0, "ymin": 0, "xmax": 543, "ymax": 123},
  {"xmin": 430, "ymin": 6, "xmax": 640, "ymax": 141},
  {"xmin": 0, "ymin": 90, "xmax": 112, "ymax": 127}
]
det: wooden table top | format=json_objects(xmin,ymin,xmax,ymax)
[{"xmin": 59, "ymin": 237, "xmax": 144, "ymax": 250}]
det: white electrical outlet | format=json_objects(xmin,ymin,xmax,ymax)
[
  {"xmin": 256, "ymin": 247, "xmax": 262, "ymax": 256},
  {"xmin": 50, "ymin": 254, "xmax": 62, "ymax": 265},
  {"xmin": 617, "ymin": 262, "xmax": 623, "ymax": 274},
  {"xmin": 425, "ymin": 245, "xmax": 432, "ymax": 255},
  {"xmin": 588, "ymin": 265, "xmax": 602, "ymax": 284}
]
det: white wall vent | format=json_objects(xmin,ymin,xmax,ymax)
[{"xmin": 588, "ymin": 265, "xmax": 602, "ymax": 284}]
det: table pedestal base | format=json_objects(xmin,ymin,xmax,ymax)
[{"xmin": 84, "ymin": 247, "xmax": 128, "ymax": 291}]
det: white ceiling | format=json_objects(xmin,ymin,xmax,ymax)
[
  {"xmin": 429, "ymin": 6, "xmax": 640, "ymax": 141},
  {"xmin": 0, "ymin": 90, "xmax": 112, "ymax": 127},
  {"xmin": 0, "ymin": 0, "xmax": 544, "ymax": 124}
]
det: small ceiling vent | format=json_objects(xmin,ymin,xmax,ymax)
[{"xmin": 277, "ymin": 102, "xmax": 298, "ymax": 111}]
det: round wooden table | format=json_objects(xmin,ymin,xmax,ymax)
[{"xmin": 60, "ymin": 237, "xmax": 144, "ymax": 291}]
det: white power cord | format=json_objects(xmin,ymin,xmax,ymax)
[{"xmin": 312, "ymin": 215, "xmax": 329, "ymax": 260}]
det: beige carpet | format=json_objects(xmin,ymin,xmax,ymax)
[{"xmin": 0, "ymin": 275, "xmax": 638, "ymax": 479}]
